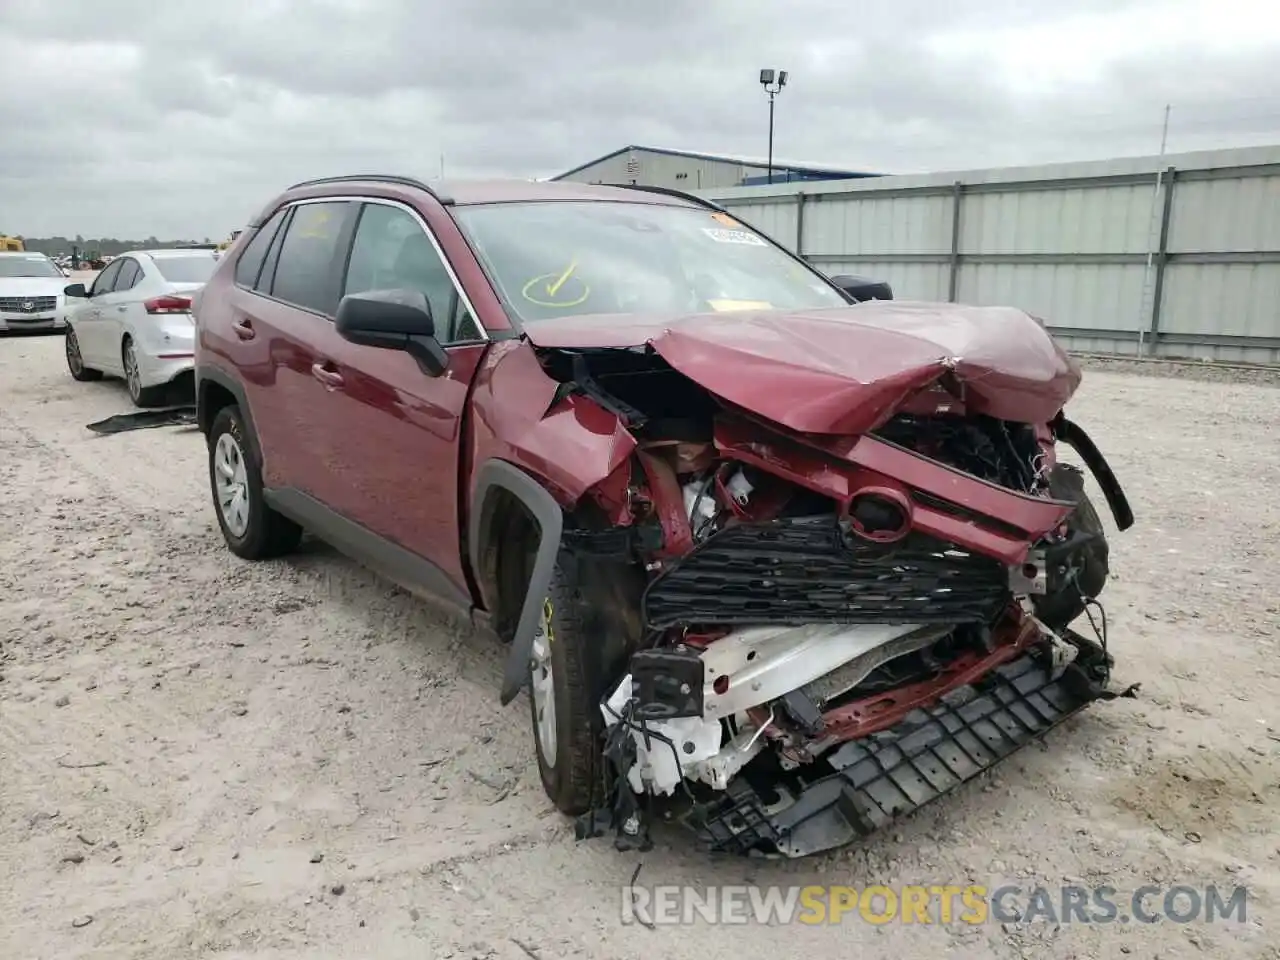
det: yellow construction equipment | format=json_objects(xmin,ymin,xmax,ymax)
[
  {"xmin": 216, "ymin": 230, "xmax": 242, "ymax": 252},
  {"xmin": 0, "ymin": 236, "xmax": 24, "ymax": 252}
]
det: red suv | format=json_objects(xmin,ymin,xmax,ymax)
[{"xmin": 194, "ymin": 175, "xmax": 1132, "ymax": 857}]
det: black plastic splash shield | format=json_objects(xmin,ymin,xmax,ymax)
[
  {"xmin": 87, "ymin": 406, "xmax": 197, "ymax": 435},
  {"xmin": 694, "ymin": 642, "xmax": 1110, "ymax": 858}
]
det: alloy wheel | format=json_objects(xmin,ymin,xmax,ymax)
[
  {"xmin": 124, "ymin": 341, "xmax": 142, "ymax": 402},
  {"xmin": 213, "ymin": 432, "xmax": 251, "ymax": 538},
  {"xmin": 66, "ymin": 330, "xmax": 83, "ymax": 376},
  {"xmin": 529, "ymin": 598, "xmax": 557, "ymax": 765}
]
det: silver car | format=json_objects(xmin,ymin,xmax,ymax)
[
  {"xmin": 64, "ymin": 248, "xmax": 219, "ymax": 406},
  {"xmin": 0, "ymin": 252, "xmax": 73, "ymax": 333}
]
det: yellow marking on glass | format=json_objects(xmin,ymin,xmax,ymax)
[{"xmin": 546, "ymin": 260, "xmax": 578, "ymax": 297}]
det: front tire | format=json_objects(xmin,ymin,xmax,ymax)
[
  {"xmin": 529, "ymin": 559, "xmax": 607, "ymax": 816},
  {"xmin": 208, "ymin": 405, "xmax": 302, "ymax": 560},
  {"xmin": 65, "ymin": 328, "xmax": 102, "ymax": 381}
]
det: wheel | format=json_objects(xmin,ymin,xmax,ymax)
[
  {"xmin": 529, "ymin": 559, "xmax": 608, "ymax": 816},
  {"xmin": 65, "ymin": 328, "xmax": 102, "ymax": 381},
  {"xmin": 122, "ymin": 336, "xmax": 168, "ymax": 407},
  {"xmin": 1033, "ymin": 463, "xmax": 1110, "ymax": 630},
  {"xmin": 208, "ymin": 405, "xmax": 302, "ymax": 560}
]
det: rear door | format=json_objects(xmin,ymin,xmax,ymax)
[{"xmin": 231, "ymin": 199, "xmax": 358, "ymax": 494}]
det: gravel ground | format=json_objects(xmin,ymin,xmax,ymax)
[{"xmin": 1, "ymin": 332, "xmax": 1278, "ymax": 960}]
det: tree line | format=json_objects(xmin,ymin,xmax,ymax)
[{"xmin": 9, "ymin": 236, "xmax": 215, "ymax": 256}]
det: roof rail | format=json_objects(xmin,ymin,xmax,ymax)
[
  {"xmin": 605, "ymin": 183, "xmax": 727, "ymax": 211},
  {"xmin": 286, "ymin": 174, "xmax": 454, "ymax": 205}
]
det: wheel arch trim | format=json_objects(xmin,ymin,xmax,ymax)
[
  {"xmin": 469, "ymin": 459, "xmax": 565, "ymax": 706},
  {"xmin": 195, "ymin": 364, "xmax": 263, "ymax": 469}
]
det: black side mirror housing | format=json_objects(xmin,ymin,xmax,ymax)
[
  {"xmin": 831, "ymin": 274, "xmax": 894, "ymax": 302},
  {"xmin": 64, "ymin": 283, "xmax": 89, "ymax": 298},
  {"xmin": 335, "ymin": 288, "xmax": 448, "ymax": 377}
]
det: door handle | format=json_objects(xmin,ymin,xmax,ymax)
[
  {"xmin": 116, "ymin": 306, "xmax": 127, "ymax": 312},
  {"xmin": 232, "ymin": 318, "xmax": 255, "ymax": 341},
  {"xmin": 311, "ymin": 362, "xmax": 344, "ymax": 389}
]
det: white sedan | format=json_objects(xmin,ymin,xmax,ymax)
[
  {"xmin": 64, "ymin": 248, "xmax": 218, "ymax": 406},
  {"xmin": 0, "ymin": 251, "xmax": 73, "ymax": 332}
]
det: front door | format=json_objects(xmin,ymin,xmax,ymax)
[
  {"xmin": 100, "ymin": 257, "xmax": 142, "ymax": 367},
  {"xmin": 75, "ymin": 258, "xmax": 123, "ymax": 366},
  {"xmin": 303, "ymin": 198, "xmax": 489, "ymax": 599}
]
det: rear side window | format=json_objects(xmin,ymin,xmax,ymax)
[
  {"xmin": 269, "ymin": 202, "xmax": 351, "ymax": 314},
  {"xmin": 114, "ymin": 259, "xmax": 141, "ymax": 291},
  {"xmin": 234, "ymin": 209, "xmax": 287, "ymax": 288},
  {"xmin": 153, "ymin": 255, "xmax": 217, "ymax": 283}
]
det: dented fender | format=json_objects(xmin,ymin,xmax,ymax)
[
  {"xmin": 466, "ymin": 340, "xmax": 637, "ymax": 704},
  {"xmin": 469, "ymin": 341, "xmax": 635, "ymax": 506}
]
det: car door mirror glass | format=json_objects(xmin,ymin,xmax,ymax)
[
  {"xmin": 335, "ymin": 288, "xmax": 448, "ymax": 377},
  {"xmin": 64, "ymin": 283, "xmax": 88, "ymax": 298}
]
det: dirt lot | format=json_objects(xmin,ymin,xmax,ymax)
[{"xmin": 1, "ymin": 332, "xmax": 1277, "ymax": 960}]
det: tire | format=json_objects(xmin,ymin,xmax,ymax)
[
  {"xmin": 122, "ymin": 336, "xmax": 168, "ymax": 408},
  {"xmin": 208, "ymin": 405, "xmax": 302, "ymax": 560},
  {"xmin": 1033, "ymin": 463, "xmax": 1110, "ymax": 630},
  {"xmin": 65, "ymin": 328, "xmax": 103, "ymax": 381},
  {"xmin": 529, "ymin": 556, "xmax": 607, "ymax": 816}
]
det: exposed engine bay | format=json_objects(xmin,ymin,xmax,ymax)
[{"xmin": 532, "ymin": 341, "xmax": 1135, "ymax": 858}]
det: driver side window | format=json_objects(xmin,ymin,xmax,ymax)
[
  {"xmin": 342, "ymin": 201, "xmax": 480, "ymax": 344},
  {"xmin": 88, "ymin": 260, "xmax": 123, "ymax": 296}
]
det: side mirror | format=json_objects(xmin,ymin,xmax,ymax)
[
  {"xmin": 64, "ymin": 283, "xmax": 88, "ymax": 298},
  {"xmin": 335, "ymin": 288, "xmax": 448, "ymax": 377},
  {"xmin": 831, "ymin": 274, "xmax": 894, "ymax": 302}
]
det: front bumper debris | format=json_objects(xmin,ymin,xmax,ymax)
[
  {"xmin": 699, "ymin": 637, "xmax": 1112, "ymax": 857},
  {"xmin": 577, "ymin": 630, "xmax": 1126, "ymax": 858}
]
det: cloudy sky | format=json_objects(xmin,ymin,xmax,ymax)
[{"xmin": 2, "ymin": 0, "xmax": 1278, "ymax": 240}]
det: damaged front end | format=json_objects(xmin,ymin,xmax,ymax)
[{"xmin": 526, "ymin": 319, "xmax": 1134, "ymax": 859}]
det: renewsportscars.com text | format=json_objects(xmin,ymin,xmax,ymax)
[{"xmin": 621, "ymin": 883, "xmax": 1249, "ymax": 927}]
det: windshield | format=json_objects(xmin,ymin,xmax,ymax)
[
  {"xmin": 452, "ymin": 201, "xmax": 847, "ymax": 323},
  {"xmin": 0, "ymin": 256, "xmax": 62, "ymax": 279},
  {"xmin": 152, "ymin": 255, "xmax": 217, "ymax": 283}
]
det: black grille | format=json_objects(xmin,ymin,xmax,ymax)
[
  {"xmin": 642, "ymin": 514, "xmax": 1009, "ymax": 629},
  {"xmin": 0, "ymin": 296, "xmax": 56, "ymax": 313}
]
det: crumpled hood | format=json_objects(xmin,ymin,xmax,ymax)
[
  {"xmin": 0, "ymin": 277, "xmax": 68, "ymax": 298},
  {"xmin": 523, "ymin": 301, "xmax": 1082, "ymax": 435}
]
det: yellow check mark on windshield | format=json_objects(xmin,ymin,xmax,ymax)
[{"xmin": 546, "ymin": 260, "xmax": 578, "ymax": 297}]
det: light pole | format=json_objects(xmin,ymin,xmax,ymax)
[{"xmin": 759, "ymin": 68, "xmax": 788, "ymax": 185}]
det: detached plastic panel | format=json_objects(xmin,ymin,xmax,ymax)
[{"xmin": 696, "ymin": 649, "xmax": 1103, "ymax": 858}]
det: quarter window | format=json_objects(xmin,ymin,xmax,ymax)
[
  {"xmin": 342, "ymin": 202, "xmax": 478, "ymax": 343},
  {"xmin": 269, "ymin": 202, "xmax": 351, "ymax": 314},
  {"xmin": 234, "ymin": 208, "xmax": 288, "ymax": 289}
]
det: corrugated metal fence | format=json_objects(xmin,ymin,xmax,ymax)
[{"xmin": 701, "ymin": 145, "xmax": 1280, "ymax": 364}]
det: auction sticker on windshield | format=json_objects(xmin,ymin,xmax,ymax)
[{"xmin": 702, "ymin": 227, "xmax": 767, "ymax": 246}]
